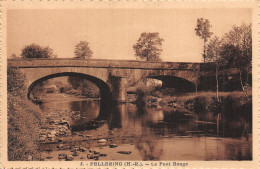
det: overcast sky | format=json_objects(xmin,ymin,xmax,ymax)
[{"xmin": 7, "ymin": 9, "xmax": 251, "ymax": 62}]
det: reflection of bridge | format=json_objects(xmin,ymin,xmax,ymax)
[{"xmin": 8, "ymin": 59, "xmax": 209, "ymax": 102}]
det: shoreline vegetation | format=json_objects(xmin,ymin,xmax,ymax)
[
  {"xmin": 138, "ymin": 89, "xmax": 252, "ymax": 139},
  {"xmin": 39, "ymin": 93, "xmax": 100, "ymax": 103},
  {"xmin": 8, "ymin": 94, "xmax": 43, "ymax": 160}
]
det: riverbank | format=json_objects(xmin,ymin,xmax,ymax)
[
  {"xmin": 142, "ymin": 90, "xmax": 251, "ymax": 108},
  {"xmin": 8, "ymin": 94, "xmax": 44, "ymax": 160},
  {"xmin": 40, "ymin": 93, "xmax": 100, "ymax": 103},
  {"xmin": 141, "ymin": 90, "xmax": 252, "ymax": 138}
]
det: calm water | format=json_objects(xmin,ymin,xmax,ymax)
[{"xmin": 40, "ymin": 98, "xmax": 252, "ymax": 161}]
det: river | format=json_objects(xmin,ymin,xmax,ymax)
[{"xmin": 39, "ymin": 94, "xmax": 252, "ymax": 161}]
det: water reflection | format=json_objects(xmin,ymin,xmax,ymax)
[
  {"xmin": 70, "ymin": 101, "xmax": 100, "ymax": 124},
  {"xmin": 40, "ymin": 99, "xmax": 252, "ymax": 160},
  {"xmin": 108, "ymin": 104, "xmax": 123, "ymax": 130}
]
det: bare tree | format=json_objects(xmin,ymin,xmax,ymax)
[
  {"xmin": 133, "ymin": 32, "xmax": 164, "ymax": 62},
  {"xmin": 195, "ymin": 18, "xmax": 213, "ymax": 62}
]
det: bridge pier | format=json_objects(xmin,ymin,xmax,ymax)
[{"xmin": 111, "ymin": 77, "xmax": 127, "ymax": 102}]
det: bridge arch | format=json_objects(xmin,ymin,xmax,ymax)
[{"xmin": 27, "ymin": 72, "xmax": 112, "ymax": 105}]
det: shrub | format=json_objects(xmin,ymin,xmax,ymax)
[
  {"xmin": 7, "ymin": 67, "xmax": 26, "ymax": 97},
  {"xmin": 193, "ymin": 96, "xmax": 208, "ymax": 116}
]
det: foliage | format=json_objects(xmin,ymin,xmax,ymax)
[
  {"xmin": 183, "ymin": 92, "xmax": 251, "ymax": 138},
  {"xmin": 222, "ymin": 23, "xmax": 252, "ymax": 69},
  {"xmin": 193, "ymin": 96, "xmax": 208, "ymax": 115},
  {"xmin": 221, "ymin": 23, "xmax": 252, "ymax": 95},
  {"xmin": 31, "ymin": 81, "xmax": 48, "ymax": 100},
  {"xmin": 67, "ymin": 76, "xmax": 100, "ymax": 98},
  {"xmin": 74, "ymin": 41, "xmax": 93, "ymax": 59},
  {"xmin": 7, "ymin": 67, "xmax": 26, "ymax": 97},
  {"xmin": 205, "ymin": 37, "xmax": 224, "ymax": 65},
  {"xmin": 68, "ymin": 76, "xmax": 83, "ymax": 90},
  {"xmin": 220, "ymin": 44, "xmax": 241, "ymax": 67},
  {"xmin": 195, "ymin": 18, "xmax": 213, "ymax": 62},
  {"xmin": 133, "ymin": 32, "xmax": 164, "ymax": 62},
  {"xmin": 7, "ymin": 67, "xmax": 43, "ymax": 160},
  {"xmin": 205, "ymin": 36, "xmax": 225, "ymax": 99},
  {"xmin": 205, "ymin": 23, "xmax": 252, "ymax": 98},
  {"xmin": 21, "ymin": 43, "xmax": 57, "ymax": 59}
]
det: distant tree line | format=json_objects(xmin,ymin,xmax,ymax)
[{"xmin": 12, "ymin": 32, "xmax": 165, "ymax": 61}]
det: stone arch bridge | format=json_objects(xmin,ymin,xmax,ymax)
[{"xmin": 8, "ymin": 59, "xmax": 210, "ymax": 103}]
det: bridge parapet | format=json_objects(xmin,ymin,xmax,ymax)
[{"xmin": 8, "ymin": 58, "xmax": 204, "ymax": 71}]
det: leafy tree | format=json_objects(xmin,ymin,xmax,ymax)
[
  {"xmin": 205, "ymin": 36, "xmax": 225, "ymax": 100},
  {"xmin": 133, "ymin": 32, "xmax": 164, "ymax": 62},
  {"xmin": 42, "ymin": 46, "xmax": 57, "ymax": 58},
  {"xmin": 195, "ymin": 18, "xmax": 213, "ymax": 62},
  {"xmin": 74, "ymin": 41, "xmax": 93, "ymax": 59},
  {"xmin": 205, "ymin": 36, "xmax": 226, "ymax": 137},
  {"xmin": 221, "ymin": 23, "xmax": 252, "ymax": 96},
  {"xmin": 21, "ymin": 43, "xmax": 57, "ymax": 59}
]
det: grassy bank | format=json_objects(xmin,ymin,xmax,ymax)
[
  {"xmin": 8, "ymin": 67, "xmax": 45, "ymax": 160},
  {"xmin": 8, "ymin": 94, "xmax": 44, "ymax": 161}
]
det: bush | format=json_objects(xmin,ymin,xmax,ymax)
[
  {"xmin": 220, "ymin": 96, "xmax": 240, "ymax": 118},
  {"xmin": 7, "ymin": 67, "xmax": 26, "ymax": 97},
  {"xmin": 193, "ymin": 96, "xmax": 208, "ymax": 116}
]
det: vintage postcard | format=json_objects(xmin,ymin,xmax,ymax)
[{"xmin": 0, "ymin": 0, "xmax": 259, "ymax": 168}]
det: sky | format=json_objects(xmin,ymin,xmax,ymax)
[{"xmin": 7, "ymin": 9, "xmax": 251, "ymax": 62}]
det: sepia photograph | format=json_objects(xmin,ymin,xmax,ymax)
[{"xmin": 1, "ymin": 1, "xmax": 258, "ymax": 168}]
